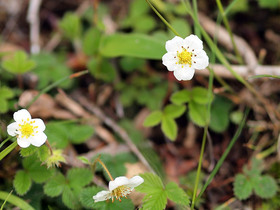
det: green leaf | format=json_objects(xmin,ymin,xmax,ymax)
[
  {"xmin": 209, "ymin": 96, "xmax": 233, "ymax": 133},
  {"xmin": 258, "ymin": 0, "xmax": 280, "ymax": 9},
  {"xmin": 170, "ymin": 90, "xmax": 191, "ymax": 105},
  {"xmin": 31, "ymin": 53, "xmax": 73, "ymax": 89},
  {"xmin": 119, "ymin": 57, "xmax": 145, "ymax": 72},
  {"xmin": 13, "ymin": 170, "xmax": 32, "ymax": 195},
  {"xmin": 0, "ymin": 99, "xmax": 8, "ymax": 113},
  {"xmin": 62, "ymin": 186, "xmax": 81, "ymax": 209},
  {"xmin": 23, "ymin": 155, "xmax": 54, "ymax": 183},
  {"xmin": 77, "ymin": 156, "xmax": 90, "ymax": 165},
  {"xmin": 141, "ymin": 191, "xmax": 167, "ymax": 210},
  {"xmin": 163, "ymin": 104, "xmax": 186, "ymax": 119},
  {"xmin": 143, "ymin": 111, "xmax": 163, "ymax": 127},
  {"xmin": 230, "ymin": 111, "xmax": 244, "ymax": 125},
  {"xmin": 165, "ymin": 182, "xmax": 189, "ymax": 205},
  {"xmin": 169, "ymin": 19, "xmax": 191, "ymax": 38},
  {"xmin": 0, "ymin": 87, "xmax": 14, "ymax": 99},
  {"xmin": 161, "ymin": 116, "xmax": 177, "ymax": 141},
  {"xmin": 136, "ymin": 173, "xmax": 164, "ymax": 194},
  {"xmin": 189, "ymin": 101, "xmax": 208, "ymax": 127},
  {"xmin": 67, "ymin": 168, "xmax": 93, "ymax": 189},
  {"xmin": 130, "ymin": 0, "xmax": 149, "ymax": 17},
  {"xmin": 133, "ymin": 15, "xmax": 156, "ymax": 33},
  {"xmin": 253, "ymin": 175, "xmax": 277, "ymax": 198},
  {"xmin": 20, "ymin": 146, "xmax": 37, "ymax": 157},
  {"xmin": 68, "ymin": 124, "xmax": 94, "ymax": 144},
  {"xmin": 99, "ymin": 33, "xmax": 165, "ymax": 59},
  {"xmin": 0, "ymin": 191, "xmax": 35, "ymax": 210},
  {"xmin": 59, "ymin": 12, "xmax": 81, "ymax": 40},
  {"xmin": 233, "ymin": 174, "xmax": 253, "ymax": 200},
  {"xmin": 95, "ymin": 153, "xmax": 137, "ymax": 181},
  {"xmin": 43, "ymin": 172, "xmax": 65, "ymax": 197},
  {"xmin": 82, "ymin": 28, "xmax": 102, "ymax": 56},
  {"xmin": 192, "ymin": 87, "xmax": 211, "ymax": 104},
  {"xmin": 44, "ymin": 121, "xmax": 69, "ymax": 149},
  {"xmin": 2, "ymin": 51, "xmax": 36, "ymax": 74},
  {"xmin": 88, "ymin": 58, "xmax": 116, "ymax": 82},
  {"xmin": 37, "ymin": 145, "xmax": 50, "ymax": 162},
  {"xmin": 80, "ymin": 186, "xmax": 104, "ymax": 208}
]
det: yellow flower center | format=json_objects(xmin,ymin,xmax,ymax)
[
  {"xmin": 176, "ymin": 48, "xmax": 192, "ymax": 67},
  {"xmin": 18, "ymin": 118, "xmax": 38, "ymax": 138},
  {"xmin": 111, "ymin": 185, "xmax": 132, "ymax": 202}
]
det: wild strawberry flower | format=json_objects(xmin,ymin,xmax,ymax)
[
  {"xmin": 93, "ymin": 175, "xmax": 144, "ymax": 202},
  {"xmin": 7, "ymin": 109, "xmax": 47, "ymax": 148},
  {"xmin": 162, "ymin": 35, "xmax": 209, "ymax": 81}
]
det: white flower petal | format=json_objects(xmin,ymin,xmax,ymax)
[
  {"xmin": 7, "ymin": 122, "xmax": 18, "ymax": 136},
  {"xmin": 126, "ymin": 176, "xmax": 144, "ymax": 188},
  {"xmin": 192, "ymin": 50, "xmax": 209, "ymax": 70},
  {"xmin": 184, "ymin": 34, "xmax": 203, "ymax": 50},
  {"xmin": 173, "ymin": 67, "xmax": 195, "ymax": 81},
  {"xmin": 17, "ymin": 137, "xmax": 31, "ymax": 148},
  {"xmin": 162, "ymin": 53, "xmax": 177, "ymax": 71},
  {"xmin": 109, "ymin": 176, "xmax": 129, "ymax": 191},
  {"xmin": 93, "ymin": 190, "xmax": 111, "ymax": 202},
  {"xmin": 33, "ymin": 119, "xmax": 46, "ymax": 132},
  {"xmin": 166, "ymin": 36, "xmax": 184, "ymax": 52},
  {"xmin": 14, "ymin": 109, "xmax": 31, "ymax": 122},
  {"xmin": 29, "ymin": 132, "xmax": 47, "ymax": 147}
]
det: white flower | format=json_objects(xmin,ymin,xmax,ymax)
[
  {"xmin": 7, "ymin": 109, "xmax": 47, "ymax": 148},
  {"xmin": 162, "ymin": 35, "xmax": 209, "ymax": 81},
  {"xmin": 93, "ymin": 175, "xmax": 144, "ymax": 202}
]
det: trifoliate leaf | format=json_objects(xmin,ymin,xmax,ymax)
[
  {"xmin": 136, "ymin": 173, "xmax": 164, "ymax": 194},
  {"xmin": 2, "ymin": 51, "xmax": 36, "ymax": 74},
  {"xmin": 37, "ymin": 145, "xmax": 50, "ymax": 162},
  {"xmin": 62, "ymin": 186, "xmax": 81, "ymax": 209},
  {"xmin": 141, "ymin": 191, "xmax": 167, "ymax": 210},
  {"xmin": 170, "ymin": 90, "xmax": 191, "ymax": 105},
  {"xmin": 189, "ymin": 101, "xmax": 208, "ymax": 127},
  {"xmin": 23, "ymin": 155, "xmax": 54, "ymax": 183},
  {"xmin": 143, "ymin": 111, "xmax": 163, "ymax": 127},
  {"xmin": 43, "ymin": 172, "xmax": 66, "ymax": 197},
  {"xmin": 45, "ymin": 121, "xmax": 69, "ymax": 149},
  {"xmin": 192, "ymin": 87, "xmax": 211, "ymax": 104},
  {"xmin": 165, "ymin": 182, "xmax": 190, "ymax": 205},
  {"xmin": 67, "ymin": 168, "xmax": 93, "ymax": 189},
  {"xmin": 80, "ymin": 186, "xmax": 104, "ymax": 209},
  {"xmin": 163, "ymin": 104, "xmax": 186, "ymax": 119},
  {"xmin": 209, "ymin": 96, "xmax": 233, "ymax": 133},
  {"xmin": 20, "ymin": 145, "xmax": 37, "ymax": 157},
  {"xmin": 68, "ymin": 124, "xmax": 94, "ymax": 144},
  {"xmin": 233, "ymin": 174, "xmax": 253, "ymax": 200},
  {"xmin": 253, "ymin": 175, "xmax": 277, "ymax": 199},
  {"xmin": 13, "ymin": 170, "xmax": 32, "ymax": 195},
  {"xmin": 161, "ymin": 116, "xmax": 177, "ymax": 141}
]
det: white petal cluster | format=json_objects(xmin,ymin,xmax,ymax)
[
  {"xmin": 93, "ymin": 175, "xmax": 144, "ymax": 202},
  {"xmin": 7, "ymin": 109, "xmax": 47, "ymax": 148},
  {"xmin": 162, "ymin": 35, "xmax": 209, "ymax": 81}
]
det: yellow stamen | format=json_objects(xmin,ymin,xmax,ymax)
[
  {"xmin": 111, "ymin": 185, "xmax": 132, "ymax": 202},
  {"xmin": 177, "ymin": 47, "xmax": 192, "ymax": 67},
  {"xmin": 18, "ymin": 121, "xmax": 36, "ymax": 138}
]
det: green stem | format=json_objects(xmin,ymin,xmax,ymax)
[
  {"xmin": 216, "ymin": 0, "xmax": 243, "ymax": 64},
  {"xmin": 192, "ymin": 0, "xmax": 200, "ymax": 37},
  {"xmin": 0, "ymin": 191, "xmax": 35, "ymax": 210},
  {"xmin": 191, "ymin": 125, "xmax": 208, "ymax": 209},
  {"xmin": 25, "ymin": 70, "xmax": 88, "ymax": 109},
  {"xmin": 0, "ymin": 141, "xmax": 17, "ymax": 161},
  {"xmin": 0, "ymin": 136, "xmax": 12, "ymax": 149},
  {"xmin": 197, "ymin": 109, "xmax": 249, "ymax": 201},
  {"xmin": 146, "ymin": 0, "xmax": 181, "ymax": 37}
]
